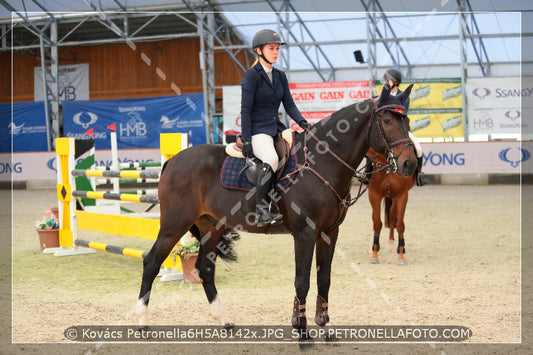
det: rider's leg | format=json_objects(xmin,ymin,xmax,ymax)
[
  {"xmin": 252, "ymin": 134, "xmax": 283, "ymax": 226},
  {"xmin": 409, "ymin": 132, "xmax": 427, "ymax": 186}
]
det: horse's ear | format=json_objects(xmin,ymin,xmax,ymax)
[
  {"xmin": 397, "ymin": 83, "xmax": 414, "ymax": 104},
  {"xmin": 377, "ymin": 81, "xmax": 391, "ymax": 107}
]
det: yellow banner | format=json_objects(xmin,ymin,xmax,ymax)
[
  {"xmin": 376, "ymin": 79, "xmax": 464, "ymax": 139},
  {"xmin": 409, "ymin": 112, "xmax": 464, "ymax": 139}
]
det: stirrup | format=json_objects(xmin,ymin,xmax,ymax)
[{"xmin": 256, "ymin": 210, "xmax": 272, "ymax": 227}]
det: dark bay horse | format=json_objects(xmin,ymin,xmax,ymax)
[
  {"xmin": 366, "ymin": 147, "xmax": 415, "ymax": 265},
  {"xmin": 135, "ymin": 85, "xmax": 417, "ymax": 339}
]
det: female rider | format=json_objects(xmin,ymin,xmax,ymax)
[{"xmin": 240, "ymin": 29, "xmax": 310, "ymax": 227}]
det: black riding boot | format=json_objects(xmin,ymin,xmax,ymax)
[
  {"xmin": 256, "ymin": 163, "xmax": 283, "ymax": 227},
  {"xmin": 415, "ymin": 156, "xmax": 427, "ymax": 186}
]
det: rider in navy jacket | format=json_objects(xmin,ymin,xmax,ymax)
[
  {"xmin": 240, "ymin": 29, "xmax": 310, "ymax": 227},
  {"xmin": 240, "ymin": 62, "xmax": 308, "ymax": 142}
]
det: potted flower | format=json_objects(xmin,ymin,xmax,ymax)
[
  {"xmin": 35, "ymin": 208, "xmax": 60, "ymax": 251},
  {"xmin": 171, "ymin": 234, "xmax": 202, "ymax": 283}
]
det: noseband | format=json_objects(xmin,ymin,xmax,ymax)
[{"xmin": 372, "ymin": 104, "xmax": 414, "ymax": 173}]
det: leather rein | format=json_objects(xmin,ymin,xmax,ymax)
[{"xmin": 283, "ymin": 104, "xmax": 413, "ymax": 209}]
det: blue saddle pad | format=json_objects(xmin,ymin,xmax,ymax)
[{"xmin": 220, "ymin": 146, "xmax": 298, "ymax": 192}]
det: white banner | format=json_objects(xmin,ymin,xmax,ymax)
[
  {"xmin": 2, "ymin": 142, "xmax": 531, "ymax": 181},
  {"xmin": 420, "ymin": 141, "xmax": 531, "ymax": 174},
  {"xmin": 466, "ymin": 77, "xmax": 531, "ymax": 135},
  {"xmin": 34, "ymin": 63, "xmax": 90, "ymax": 102},
  {"xmin": 0, "ymin": 148, "xmax": 159, "ymax": 181},
  {"xmin": 222, "ymin": 86, "xmax": 242, "ymax": 137}
]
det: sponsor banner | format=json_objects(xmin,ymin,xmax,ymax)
[
  {"xmin": 467, "ymin": 77, "xmax": 530, "ymax": 135},
  {"xmin": 468, "ymin": 107, "xmax": 525, "ymax": 135},
  {"xmin": 0, "ymin": 148, "xmax": 160, "ymax": 181},
  {"xmin": 409, "ymin": 110, "xmax": 464, "ymax": 139},
  {"xmin": 222, "ymin": 81, "xmax": 370, "ymax": 137},
  {"xmin": 289, "ymin": 80, "xmax": 370, "ymax": 112},
  {"xmin": 375, "ymin": 79, "xmax": 464, "ymax": 139},
  {"xmin": 2, "ymin": 142, "xmax": 530, "ymax": 181},
  {"xmin": 404, "ymin": 80, "xmax": 463, "ymax": 109},
  {"xmin": 222, "ymin": 86, "xmax": 241, "ymax": 136},
  {"xmin": 420, "ymin": 141, "xmax": 531, "ymax": 174},
  {"xmin": 467, "ymin": 77, "xmax": 526, "ymax": 109},
  {"xmin": 62, "ymin": 94, "xmax": 206, "ymax": 149},
  {"xmin": 0, "ymin": 101, "xmax": 48, "ymax": 152},
  {"xmin": 34, "ymin": 63, "xmax": 89, "ymax": 102}
]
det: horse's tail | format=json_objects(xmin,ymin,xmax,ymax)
[
  {"xmin": 189, "ymin": 225, "xmax": 240, "ymax": 262},
  {"xmin": 384, "ymin": 197, "xmax": 393, "ymax": 228}
]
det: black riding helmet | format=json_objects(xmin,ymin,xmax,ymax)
[
  {"xmin": 252, "ymin": 29, "xmax": 285, "ymax": 64},
  {"xmin": 383, "ymin": 68, "xmax": 402, "ymax": 84},
  {"xmin": 252, "ymin": 29, "xmax": 285, "ymax": 49}
]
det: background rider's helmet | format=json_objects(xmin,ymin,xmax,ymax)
[
  {"xmin": 383, "ymin": 68, "xmax": 402, "ymax": 84},
  {"xmin": 252, "ymin": 29, "xmax": 286, "ymax": 49}
]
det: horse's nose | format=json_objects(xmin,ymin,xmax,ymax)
[{"xmin": 402, "ymin": 158, "xmax": 417, "ymax": 176}]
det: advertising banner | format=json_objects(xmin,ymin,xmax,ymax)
[
  {"xmin": 0, "ymin": 101, "xmax": 48, "ymax": 152},
  {"xmin": 223, "ymin": 81, "xmax": 371, "ymax": 137},
  {"xmin": 375, "ymin": 78, "xmax": 464, "ymax": 140},
  {"xmin": 34, "ymin": 63, "xmax": 89, "ymax": 102},
  {"xmin": 62, "ymin": 94, "xmax": 206, "ymax": 149},
  {"xmin": 2, "ymin": 141, "xmax": 531, "ymax": 181},
  {"xmin": 466, "ymin": 77, "xmax": 529, "ymax": 135}
]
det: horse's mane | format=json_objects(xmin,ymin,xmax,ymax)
[{"xmin": 311, "ymin": 99, "xmax": 374, "ymax": 133}]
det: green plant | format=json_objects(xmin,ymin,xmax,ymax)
[
  {"xmin": 172, "ymin": 234, "xmax": 200, "ymax": 257},
  {"xmin": 35, "ymin": 209, "xmax": 59, "ymax": 230}
]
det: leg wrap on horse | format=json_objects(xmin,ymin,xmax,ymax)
[
  {"xmin": 315, "ymin": 295, "xmax": 329, "ymax": 326},
  {"xmin": 373, "ymin": 236, "xmax": 380, "ymax": 251},
  {"xmin": 291, "ymin": 296, "xmax": 307, "ymax": 329},
  {"xmin": 397, "ymin": 238, "xmax": 405, "ymax": 254}
]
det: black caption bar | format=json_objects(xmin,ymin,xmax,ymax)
[{"xmin": 64, "ymin": 325, "xmax": 472, "ymax": 342}]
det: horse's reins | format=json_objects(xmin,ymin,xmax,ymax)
[{"xmin": 282, "ymin": 104, "xmax": 413, "ymax": 210}]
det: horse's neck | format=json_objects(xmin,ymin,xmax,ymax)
[
  {"xmin": 296, "ymin": 101, "xmax": 372, "ymax": 188},
  {"xmin": 311, "ymin": 101, "xmax": 372, "ymax": 167}
]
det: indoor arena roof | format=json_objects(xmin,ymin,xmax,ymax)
[{"xmin": 1, "ymin": 0, "xmax": 532, "ymax": 72}]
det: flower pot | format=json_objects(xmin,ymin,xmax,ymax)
[
  {"xmin": 50, "ymin": 207, "xmax": 59, "ymax": 220},
  {"xmin": 180, "ymin": 253, "xmax": 202, "ymax": 283},
  {"xmin": 36, "ymin": 229, "xmax": 59, "ymax": 251}
]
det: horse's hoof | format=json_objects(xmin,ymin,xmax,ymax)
[
  {"xmin": 397, "ymin": 259, "xmax": 406, "ymax": 266},
  {"xmin": 370, "ymin": 258, "xmax": 379, "ymax": 264},
  {"xmin": 223, "ymin": 322, "xmax": 235, "ymax": 330},
  {"xmin": 298, "ymin": 331, "xmax": 314, "ymax": 351}
]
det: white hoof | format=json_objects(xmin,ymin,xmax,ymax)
[{"xmin": 135, "ymin": 299, "xmax": 148, "ymax": 326}]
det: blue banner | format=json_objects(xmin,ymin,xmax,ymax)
[
  {"xmin": 62, "ymin": 94, "xmax": 206, "ymax": 149},
  {"xmin": 0, "ymin": 101, "xmax": 48, "ymax": 152}
]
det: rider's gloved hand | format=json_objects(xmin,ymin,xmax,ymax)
[{"xmin": 242, "ymin": 140, "xmax": 253, "ymax": 158}]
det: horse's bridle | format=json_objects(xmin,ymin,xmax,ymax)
[{"xmin": 372, "ymin": 104, "xmax": 414, "ymax": 173}]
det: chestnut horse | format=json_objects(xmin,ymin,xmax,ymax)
[
  {"xmin": 366, "ymin": 147, "xmax": 415, "ymax": 265},
  {"xmin": 135, "ymin": 84, "xmax": 417, "ymax": 340}
]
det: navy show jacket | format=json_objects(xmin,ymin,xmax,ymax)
[{"xmin": 240, "ymin": 62, "xmax": 307, "ymax": 142}]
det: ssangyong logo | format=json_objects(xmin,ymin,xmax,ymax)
[
  {"xmin": 472, "ymin": 87, "xmax": 491, "ymax": 99},
  {"xmin": 73, "ymin": 111, "xmax": 98, "ymax": 129},
  {"xmin": 499, "ymin": 147, "xmax": 530, "ymax": 168}
]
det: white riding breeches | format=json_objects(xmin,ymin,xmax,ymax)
[
  {"xmin": 251, "ymin": 133, "xmax": 278, "ymax": 172},
  {"xmin": 409, "ymin": 131, "xmax": 423, "ymax": 158}
]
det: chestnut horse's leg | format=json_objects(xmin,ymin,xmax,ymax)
[
  {"xmin": 291, "ymin": 228, "xmax": 316, "ymax": 340},
  {"xmin": 394, "ymin": 192, "xmax": 409, "ymax": 265},
  {"xmin": 315, "ymin": 228, "xmax": 339, "ymax": 329},
  {"xmin": 369, "ymin": 190, "xmax": 383, "ymax": 264}
]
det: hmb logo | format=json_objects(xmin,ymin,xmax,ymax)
[{"xmin": 120, "ymin": 112, "xmax": 147, "ymax": 137}]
